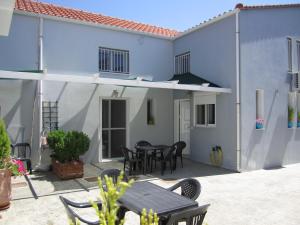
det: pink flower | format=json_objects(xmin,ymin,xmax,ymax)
[{"xmin": 11, "ymin": 159, "xmax": 28, "ymax": 175}]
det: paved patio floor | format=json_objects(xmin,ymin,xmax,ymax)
[{"xmin": 0, "ymin": 159, "xmax": 300, "ymax": 225}]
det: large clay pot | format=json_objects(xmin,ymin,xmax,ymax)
[{"xmin": 0, "ymin": 169, "xmax": 11, "ymax": 210}]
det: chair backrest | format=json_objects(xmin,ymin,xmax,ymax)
[
  {"xmin": 180, "ymin": 178, "xmax": 201, "ymax": 200},
  {"xmin": 174, "ymin": 141, "xmax": 186, "ymax": 156},
  {"xmin": 12, "ymin": 142, "xmax": 31, "ymax": 159},
  {"xmin": 163, "ymin": 145, "xmax": 176, "ymax": 160},
  {"xmin": 165, "ymin": 204, "xmax": 210, "ymax": 225},
  {"xmin": 135, "ymin": 140, "xmax": 151, "ymax": 148},
  {"xmin": 121, "ymin": 147, "xmax": 132, "ymax": 161},
  {"xmin": 100, "ymin": 168, "xmax": 128, "ymax": 184}
]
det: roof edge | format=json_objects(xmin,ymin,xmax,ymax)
[
  {"xmin": 173, "ymin": 9, "xmax": 238, "ymax": 40},
  {"xmin": 14, "ymin": 9, "xmax": 175, "ymax": 40}
]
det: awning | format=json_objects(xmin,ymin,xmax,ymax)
[
  {"xmin": 169, "ymin": 72, "xmax": 220, "ymax": 87},
  {"xmin": 0, "ymin": 70, "xmax": 231, "ymax": 93},
  {"xmin": 0, "ymin": 0, "xmax": 15, "ymax": 36}
]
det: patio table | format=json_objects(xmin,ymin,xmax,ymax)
[
  {"xmin": 119, "ymin": 181, "xmax": 198, "ymax": 224},
  {"xmin": 136, "ymin": 145, "xmax": 170, "ymax": 174}
]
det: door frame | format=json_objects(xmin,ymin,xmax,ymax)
[
  {"xmin": 99, "ymin": 97, "xmax": 130, "ymax": 162},
  {"xmin": 174, "ymin": 99, "xmax": 190, "ymax": 143}
]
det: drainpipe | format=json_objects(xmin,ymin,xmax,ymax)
[
  {"xmin": 235, "ymin": 10, "xmax": 241, "ymax": 172},
  {"xmin": 37, "ymin": 17, "xmax": 44, "ymax": 168}
]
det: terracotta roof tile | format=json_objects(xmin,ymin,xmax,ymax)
[{"xmin": 15, "ymin": 0, "xmax": 179, "ymax": 38}]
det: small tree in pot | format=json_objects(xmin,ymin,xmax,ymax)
[
  {"xmin": 48, "ymin": 130, "xmax": 90, "ymax": 180},
  {"xmin": 0, "ymin": 119, "xmax": 26, "ymax": 210}
]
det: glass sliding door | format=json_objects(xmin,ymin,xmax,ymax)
[{"xmin": 102, "ymin": 99, "xmax": 126, "ymax": 159}]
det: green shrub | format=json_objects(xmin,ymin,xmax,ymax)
[
  {"xmin": 48, "ymin": 130, "xmax": 90, "ymax": 163},
  {"xmin": 0, "ymin": 119, "xmax": 11, "ymax": 169}
]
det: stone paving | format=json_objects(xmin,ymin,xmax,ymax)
[{"xmin": 1, "ymin": 159, "xmax": 300, "ymax": 225}]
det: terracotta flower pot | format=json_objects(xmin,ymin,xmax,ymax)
[
  {"xmin": 0, "ymin": 169, "xmax": 12, "ymax": 210},
  {"xmin": 52, "ymin": 159, "xmax": 84, "ymax": 180}
]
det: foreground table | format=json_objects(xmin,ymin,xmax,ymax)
[{"xmin": 119, "ymin": 181, "xmax": 198, "ymax": 221}]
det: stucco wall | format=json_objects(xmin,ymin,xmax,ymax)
[
  {"xmin": 43, "ymin": 82, "xmax": 174, "ymax": 163},
  {"xmin": 239, "ymin": 8, "xmax": 300, "ymax": 170},
  {"xmin": 173, "ymin": 15, "xmax": 237, "ymax": 170}
]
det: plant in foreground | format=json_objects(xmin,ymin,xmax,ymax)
[{"xmin": 70, "ymin": 171, "xmax": 159, "ymax": 225}]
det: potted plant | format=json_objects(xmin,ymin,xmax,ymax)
[
  {"xmin": 288, "ymin": 106, "xmax": 294, "ymax": 128},
  {"xmin": 47, "ymin": 130, "xmax": 90, "ymax": 180},
  {"xmin": 0, "ymin": 119, "xmax": 27, "ymax": 210}
]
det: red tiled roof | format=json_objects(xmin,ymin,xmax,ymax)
[
  {"xmin": 15, "ymin": 0, "xmax": 179, "ymax": 38},
  {"xmin": 235, "ymin": 3, "xmax": 300, "ymax": 10}
]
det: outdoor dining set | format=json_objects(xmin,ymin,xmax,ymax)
[
  {"xmin": 122, "ymin": 140, "xmax": 187, "ymax": 175},
  {"xmin": 60, "ymin": 168, "xmax": 210, "ymax": 225}
]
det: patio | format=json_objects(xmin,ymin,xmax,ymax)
[{"xmin": 1, "ymin": 159, "xmax": 300, "ymax": 225}]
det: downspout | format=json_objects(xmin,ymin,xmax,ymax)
[{"xmin": 235, "ymin": 10, "xmax": 241, "ymax": 172}]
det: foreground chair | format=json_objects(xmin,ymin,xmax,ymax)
[
  {"xmin": 122, "ymin": 147, "xmax": 143, "ymax": 175},
  {"xmin": 11, "ymin": 142, "xmax": 32, "ymax": 174},
  {"xmin": 167, "ymin": 178, "xmax": 201, "ymax": 201},
  {"xmin": 173, "ymin": 141, "xmax": 186, "ymax": 169},
  {"xmin": 164, "ymin": 204, "xmax": 210, "ymax": 225},
  {"xmin": 60, "ymin": 196, "xmax": 102, "ymax": 225}
]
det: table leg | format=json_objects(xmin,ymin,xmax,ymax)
[{"xmin": 143, "ymin": 151, "xmax": 147, "ymax": 174}]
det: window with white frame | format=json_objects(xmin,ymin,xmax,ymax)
[
  {"xmin": 99, "ymin": 47, "xmax": 129, "ymax": 73},
  {"xmin": 297, "ymin": 40, "xmax": 300, "ymax": 71},
  {"xmin": 193, "ymin": 94, "xmax": 216, "ymax": 127},
  {"xmin": 175, "ymin": 52, "xmax": 190, "ymax": 74},
  {"xmin": 288, "ymin": 38, "xmax": 292, "ymax": 72}
]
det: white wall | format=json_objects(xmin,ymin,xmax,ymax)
[
  {"xmin": 173, "ymin": 15, "xmax": 237, "ymax": 170},
  {"xmin": 240, "ymin": 8, "xmax": 300, "ymax": 170}
]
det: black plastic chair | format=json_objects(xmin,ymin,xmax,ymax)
[
  {"xmin": 60, "ymin": 196, "xmax": 102, "ymax": 225},
  {"xmin": 11, "ymin": 142, "xmax": 32, "ymax": 174},
  {"xmin": 164, "ymin": 204, "xmax": 210, "ymax": 225},
  {"xmin": 156, "ymin": 145, "xmax": 176, "ymax": 175},
  {"xmin": 167, "ymin": 178, "xmax": 201, "ymax": 201},
  {"xmin": 122, "ymin": 147, "xmax": 143, "ymax": 175},
  {"xmin": 173, "ymin": 141, "xmax": 186, "ymax": 169}
]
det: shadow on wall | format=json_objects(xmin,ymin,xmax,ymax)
[
  {"xmin": 4, "ymin": 80, "xmax": 37, "ymax": 144},
  {"xmin": 264, "ymin": 115, "xmax": 292, "ymax": 169},
  {"xmin": 61, "ymin": 84, "xmax": 99, "ymax": 131}
]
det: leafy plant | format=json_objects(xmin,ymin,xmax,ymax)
[
  {"xmin": 288, "ymin": 106, "xmax": 295, "ymax": 122},
  {"xmin": 0, "ymin": 119, "xmax": 11, "ymax": 169},
  {"xmin": 48, "ymin": 130, "xmax": 90, "ymax": 163},
  {"xmin": 0, "ymin": 119, "xmax": 26, "ymax": 176},
  {"xmin": 70, "ymin": 171, "xmax": 159, "ymax": 225}
]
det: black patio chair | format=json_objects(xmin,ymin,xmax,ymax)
[
  {"xmin": 122, "ymin": 147, "xmax": 143, "ymax": 175},
  {"xmin": 163, "ymin": 204, "xmax": 210, "ymax": 225},
  {"xmin": 135, "ymin": 140, "xmax": 152, "ymax": 164},
  {"xmin": 167, "ymin": 178, "xmax": 201, "ymax": 201},
  {"xmin": 11, "ymin": 142, "xmax": 32, "ymax": 174},
  {"xmin": 173, "ymin": 141, "xmax": 186, "ymax": 169},
  {"xmin": 155, "ymin": 145, "xmax": 176, "ymax": 175},
  {"xmin": 59, "ymin": 196, "xmax": 102, "ymax": 225}
]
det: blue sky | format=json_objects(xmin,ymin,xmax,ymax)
[{"xmin": 42, "ymin": 0, "xmax": 299, "ymax": 31}]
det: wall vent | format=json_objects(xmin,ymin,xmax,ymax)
[{"xmin": 292, "ymin": 73, "xmax": 300, "ymax": 91}]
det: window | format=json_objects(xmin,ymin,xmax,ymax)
[
  {"xmin": 175, "ymin": 52, "xmax": 190, "ymax": 74},
  {"xmin": 99, "ymin": 47, "xmax": 129, "ymax": 73},
  {"xmin": 42, "ymin": 101, "xmax": 58, "ymax": 131},
  {"xmin": 297, "ymin": 40, "xmax": 300, "ymax": 71},
  {"xmin": 194, "ymin": 94, "xmax": 216, "ymax": 127},
  {"xmin": 288, "ymin": 38, "xmax": 292, "ymax": 72},
  {"xmin": 147, "ymin": 99, "xmax": 155, "ymax": 125},
  {"xmin": 256, "ymin": 90, "xmax": 264, "ymax": 129}
]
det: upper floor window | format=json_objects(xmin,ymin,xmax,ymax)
[
  {"xmin": 288, "ymin": 38, "xmax": 292, "ymax": 72},
  {"xmin": 175, "ymin": 52, "xmax": 190, "ymax": 74},
  {"xmin": 99, "ymin": 47, "xmax": 129, "ymax": 73},
  {"xmin": 297, "ymin": 40, "xmax": 300, "ymax": 71}
]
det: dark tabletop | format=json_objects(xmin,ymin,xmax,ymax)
[
  {"xmin": 119, "ymin": 181, "xmax": 198, "ymax": 216},
  {"xmin": 137, "ymin": 145, "xmax": 170, "ymax": 152}
]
